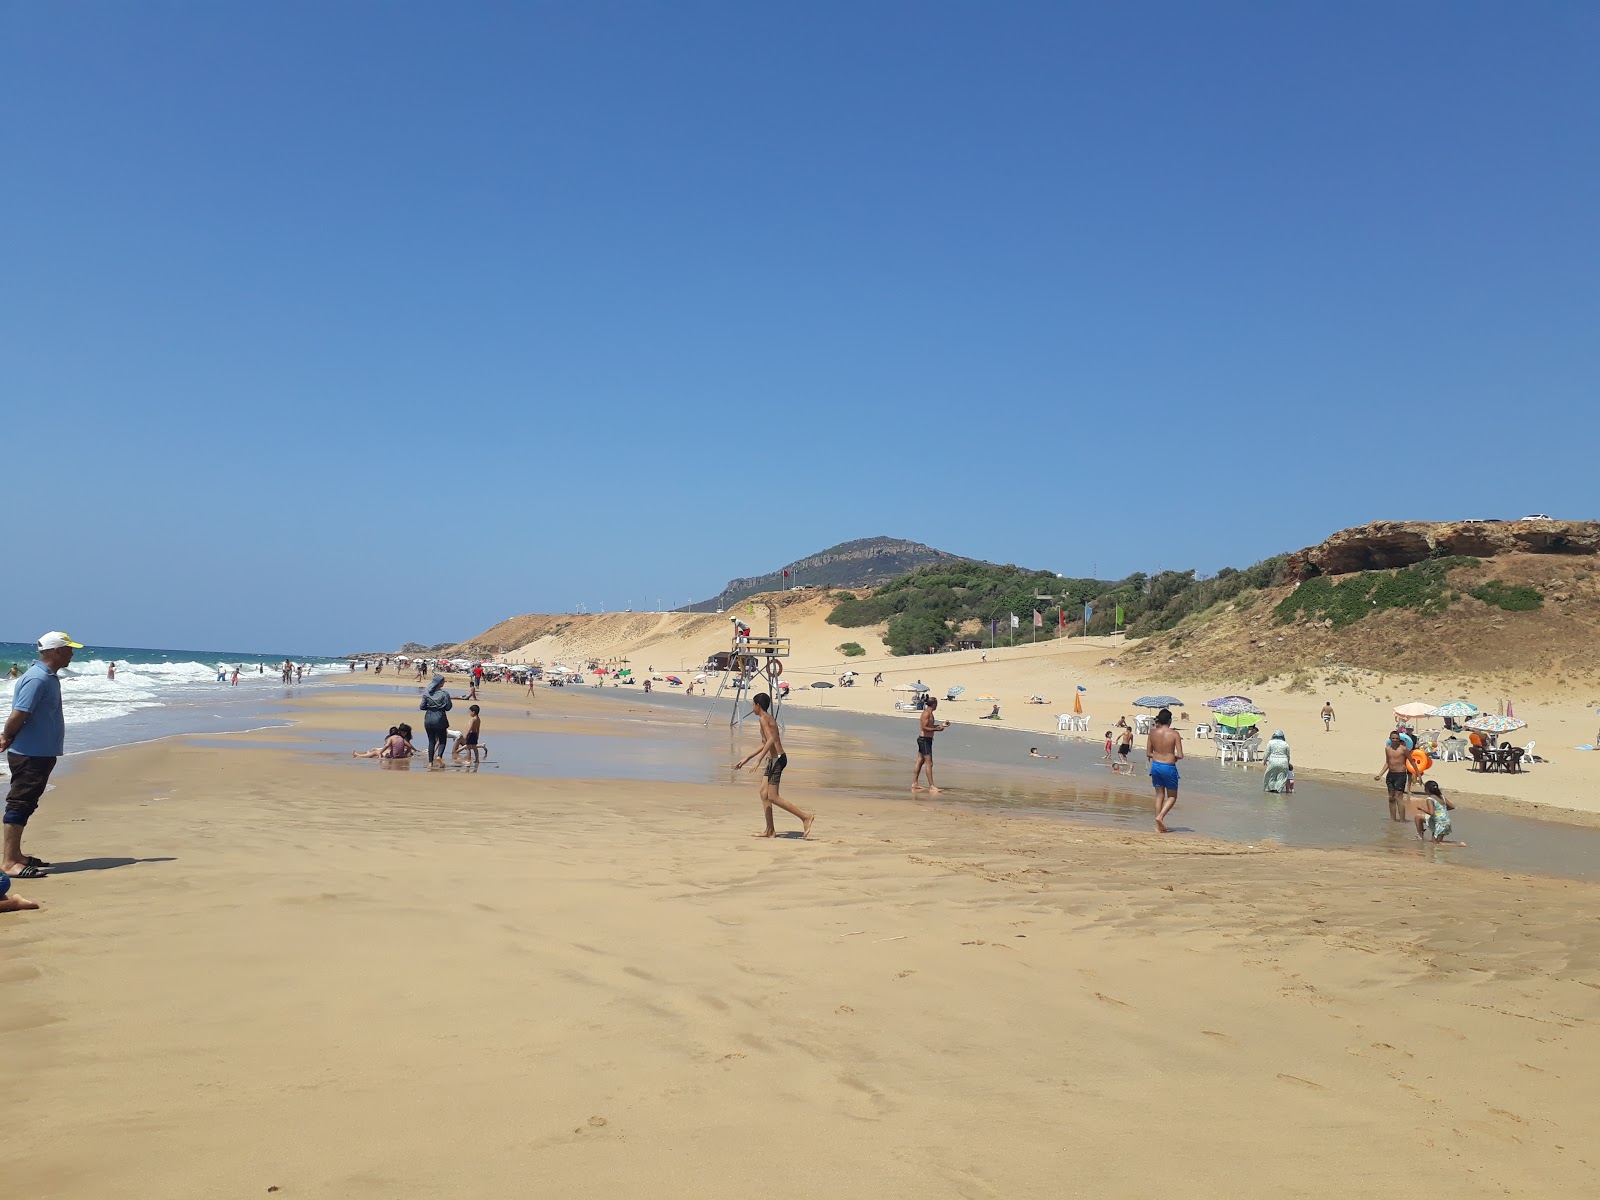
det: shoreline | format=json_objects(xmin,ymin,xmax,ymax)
[{"xmin": 196, "ymin": 679, "xmax": 1600, "ymax": 882}]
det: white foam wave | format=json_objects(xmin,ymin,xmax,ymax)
[{"xmin": 0, "ymin": 658, "xmax": 341, "ymax": 727}]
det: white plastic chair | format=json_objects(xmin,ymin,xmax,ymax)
[
  {"xmin": 1524, "ymin": 740, "xmax": 1536, "ymax": 765},
  {"xmin": 1056, "ymin": 714, "xmax": 1072, "ymax": 733}
]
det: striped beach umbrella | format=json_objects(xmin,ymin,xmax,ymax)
[
  {"xmin": 1134, "ymin": 695, "xmax": 1184, "ymax": 709},
  {"xmin": 1204, "ymin": 695, "xmax": 1252, "ymax": 708},
  {"xmin": 1427, "ymin": 701, "xmax": 1478, "ymax": 718},
  {"xmin": 1211, "ymin": 699, "xmax": 1266, "ymax": 717}
]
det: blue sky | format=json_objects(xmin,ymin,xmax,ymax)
[{"xmin": 4, "ymin": 2, "xmax": 1596, "ymax": 653}]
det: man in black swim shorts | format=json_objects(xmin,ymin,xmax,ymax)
[
  {"xmin": 734, "ymin": 693, "xmax": 814, "ymax": 838},
  {"xmin": 1375, "ymin": 731, "xmax": 1412, "ymax": 822},
  {"xmin": 914, "ymin": 697, "xmax": 949, "ymax": 793}
]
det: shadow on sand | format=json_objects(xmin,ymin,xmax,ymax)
[{"xmin": 45, "ymin": 856, "xmax": 178, "ymax": 874}]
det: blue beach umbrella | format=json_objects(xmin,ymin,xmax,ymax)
[
  {"xmin": 1134, "ymin": 695, "xmax": 1183, "ymax": 709},
  {"xmin": 1204, "ymin": 695, "xmax": 1252, "ymax": 709}
]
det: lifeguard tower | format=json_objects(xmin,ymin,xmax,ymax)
[{"xmin": 706, "ymin": 603, "xmax": 789, "ymax": 728}]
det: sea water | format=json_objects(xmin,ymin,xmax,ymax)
[{"xmin": 0, "ymin": 642, "xmax": 352, "ymax": 754}]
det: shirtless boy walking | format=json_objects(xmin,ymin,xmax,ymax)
[
  {"xmin": 1375, "ymin": 731, "xmax": 1411, "ymax": 821},
  {"xmin": 913, "ymin": 697, "xmax": 949, "ymax": 793},
  {"xmin": 734, "ymin": 693, "xmax": 814, "ymax": 839},
  {"xmin": 1146, "ymin": 707, "xmax": 1183, "ymax": 833}
]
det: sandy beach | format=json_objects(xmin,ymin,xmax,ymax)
[{"xmin": 8, "ymin": 682, "xmax": 1600, "ymax": 1198}]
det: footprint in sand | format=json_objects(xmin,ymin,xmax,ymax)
[
  {"xmin": 1201, "ymin": 1030, "xmax": 1231, "ymax": 1041},
  {"xmin": 836, "ymin": 1005, "xmax": 855, "ymax": 1015},
  {"xmin": 895, "ymin": 970, "xmax": 916, "ymax": 980},
  {"xmin": 1094, "ymin": 992, "xmax": 1133, "ymax": 1009}
]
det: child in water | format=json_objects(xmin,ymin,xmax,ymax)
[
  {"xmin": 1415, "ymin": 780, "xmax": 1466, "ymax": 845},
  {"xmin": 1103, "ymin": 731, "xmax": 1114, "ymax": 764}
]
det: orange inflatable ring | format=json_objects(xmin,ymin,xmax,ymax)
[
  {"xmin": 772, "ymin": 663, "xmax": 782, "ymax": 677},
  {"xmin": 1407, "ymin": 749, "xmax": 1432, "ymax": 776}
]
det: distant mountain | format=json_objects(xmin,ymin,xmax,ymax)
[{"xmin": 680, "ymin": 536, "xmax": 968, "ymax": 612}]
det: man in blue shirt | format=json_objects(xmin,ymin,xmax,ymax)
[{"xmin": 2, "ymin": 631, "xmax": 82, "ymax": 879}]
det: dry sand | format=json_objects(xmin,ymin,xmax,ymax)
[{"xmin": 7, "ymin": 692, "xmax": 1600, "ymax": 1198}]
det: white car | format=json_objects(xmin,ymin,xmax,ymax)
[{"xmin": 1520, "ymin": 513, "xmax": 1553, "ymax": 521}]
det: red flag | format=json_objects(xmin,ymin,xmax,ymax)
[
  {"xmin": 1033, "ymin": 610, "xmax": 1043, "ymax": 628},
  {"xmin": 1058, "ymin": 607, "xmax": 1065, "ymax": 629},
  {"xmin": 783, "ymin": 570, "xmax": 789, "ymax": 578}
]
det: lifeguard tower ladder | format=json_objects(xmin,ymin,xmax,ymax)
[{"xmin": 705, "ymin": 605, "xmax": 789, "ymax": 728}]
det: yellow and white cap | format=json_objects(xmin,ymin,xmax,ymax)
[{"xmin": 37, "ymin": 632, "xmax": 84, "ymax": 650}]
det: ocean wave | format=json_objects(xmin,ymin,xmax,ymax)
[{"xmin": 1, "ymin": 658, "xmax": 343, "ymax": 726}]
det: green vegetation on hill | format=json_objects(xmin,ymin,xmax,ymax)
[
  {"xmin": 1273, "ymin": 557, "xmax": 1481, "ymax": 628},
  {"xmin": 826, "ymin": 557, "xmax": 1294, "ymax": 655},
  {"xmin": 825, "ymin": 547, "xmax": 1550, "ymax": 656},
  {"xmin": 1469, "ymin": 579, "xmax": 1544, "ymax": 612},
  {"xmin": 828, "ymin": 563, "xmax": 1096, "ymax": 655}
]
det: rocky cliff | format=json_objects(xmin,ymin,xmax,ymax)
[{"xmin": 1285, "ymin": 520, "xmax": 1600, "ymax": 579}]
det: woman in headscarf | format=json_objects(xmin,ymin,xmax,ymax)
[
  {"xmin": 420, "ymin": 674, "xmax": 454, "ymax": 768},
  {"xmin": 1262, "ymin": 729, "xmax": 1293, "ymax": 793}
]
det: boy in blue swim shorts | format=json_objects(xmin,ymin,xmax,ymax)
[{"xmin": 1146, "ymin": 707, "xmax": 1184, "ymax": 833}]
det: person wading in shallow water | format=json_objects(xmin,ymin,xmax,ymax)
[
  {"xmin": 733, "ymin": 693, "xmax": 814, "ymax": 839},
  {"xmin": 1376, "ymin": 732, "xmax": 1411, "ymax": 822},
  {"xmin": 913, "ymin": 697, "xmax": 950, "ymax": 793},
  {"xmin": 1146, "ymin": 707, "xmax": 1183, "ymax": 834}
]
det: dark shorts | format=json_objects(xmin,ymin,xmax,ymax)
[
  {"xmin": 1386, "ymin": 771, "xmax": 1409, "ymax": 794},
  {"xmin": 5, "ymin": 752, "xmax": 58, "ymax": 827},
  {"xmin": 764, "ymin": 753, "xmax": 788, "ymax": 784},
  {"xmin": 1117, "ymin": 743, "xmax": 1131, "ymax": 758},
  {"xmin": 461, "ymin": 732, "xmax": 479, "ymax": 747},
  {"xmin": 916, "ymin": 736, "xmax": 933, "ymax": 758}
]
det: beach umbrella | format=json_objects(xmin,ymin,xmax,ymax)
[
  {"xmin": 811, "ymin": 681, "xmax": 834, "ymax": 689},
  {"xmin": 910, "ymin": 682, "xmax": 930, "ymax": 693},
  {"xmin": 1204, "ymin": 695, "xmax": 1252, "ymax": 709},
  {"xmin": 1211, "ymin": 699, "xmax": 1266, "ymax": 717},
  {"xmin": 1426, "ymin": 701, "xmax": 1478, "ymax": 718},
  {"xmin": 1216, "ymin": 712, "xmax": 1264, "ymax": 729},
  {"xmin": 1464, "ymin": 714, "xmax": 1528, "ymax": 734},
  {"xmin": 1393, "ymin": 702, "xmax": 1435, "ymax": 719},
  {"xmin": 946, "ymin": 685, "xmax": 966, "ymax": 698},
  {"xmin": 976, "ymin": 695, "xmax": 999, "ymax": 702},
  {"xmin": 892, "ymin": 685, "xmax": 921, "ymax": 693},
  {"xmin": 1134, "ymin": 695, "xmax": 1183, "ymax": 709},
  {"xmin": 666, "ymin": 675, "xmax": 682, "ymax": 683},
  {"xmin": 1073, "ymin": 690, "xmax": 1082, "ymax": 714}
]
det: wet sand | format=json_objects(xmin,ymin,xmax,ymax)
[
  {"xmin": 10, "ymin": 687, "xmax": 1600, "ymax": 1198},
  {"xmin": 298, "ymin": 681, "xmax": 1600, "ymax": 881}
]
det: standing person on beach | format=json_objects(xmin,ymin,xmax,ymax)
[
  {"xmin": 733, "ymin": 692, "xmax": 814, "ymax": 838},
  {"xmin": 1376, "ymin": 732, "xmax": 1411, "ymax": 822},
  {"xmin": 1115, "ymin": 725, "xmax": 1134, "ymax": 774},
  {"xmin": 1146, "ymin": 707, "xmax": 1183, "ymax": 833},
  {"xmin": 1321, "ymin": 701, "xmax": 1335, "ymax": 732},
  {"xmin": 1, "ymin": 632, "xmax": 83, "ymax": 879},
  {"xmin": 913, "ymin": 697, "xmax": 949, "ymax": 793},
  {"xmin": 420, "ymin": 674, "xmax": 454, "ymax": 768}
]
